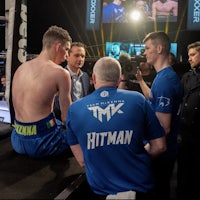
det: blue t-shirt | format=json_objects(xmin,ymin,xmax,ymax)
[
  {"xmin": 66, "ymin": 87, "xmax": 165, "ymax": 195},
  {"xmin": 102, "ymin": 3, "xmax": 126, "ymax": 23},
  {"xmin": 149, "ymin": 66, "xmax": 183, "ymax": 157}
]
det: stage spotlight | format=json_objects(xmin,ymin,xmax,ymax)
[{"xmin": 129, "ymin": 9, "xmax": 142, "ymax": 21}]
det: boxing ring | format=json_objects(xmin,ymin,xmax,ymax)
[{"xmin": 1, "ymin": 0, "xmax": 27, "ymax": 124}]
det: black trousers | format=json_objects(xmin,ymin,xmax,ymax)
[
  {"xmin": 177, "ymin": 135, "xmax": 200, "ymax": 200},
  {"xmin": 152, "ymin": 156, "xmax": 176, "ymax": 200}
]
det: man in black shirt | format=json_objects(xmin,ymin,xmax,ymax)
[{"xmin": 177, "ymin": 41, "xmax": 200, "ymax": 200}]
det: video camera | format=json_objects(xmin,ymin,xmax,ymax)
[{"xmin": 120, "ymin": 55, "xmax": 146, "ymax": 80}]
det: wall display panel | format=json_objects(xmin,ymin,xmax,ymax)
[{"xmin": 102, "ymin": 0, "xmax": 178, "ymax": 23}]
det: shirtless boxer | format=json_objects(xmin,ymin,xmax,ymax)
[
  {"xmin": 150, "ymin": 0, "xmax": 178, "ymax": 21},
  {"xmin": 11, "ymin": 25, "xmax": 72, "ymax": 158}
]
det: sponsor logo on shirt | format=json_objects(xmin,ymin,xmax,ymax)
[
  {"xmin": 158, "ymin": 96, "xmax": 170, "ymax": 107},
  {"xmin": 88, "ymin": 102, "xmax": 124, "ymax": 122}
]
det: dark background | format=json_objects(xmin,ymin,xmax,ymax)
[{"xmin": 0, "ymin": 0, "xmax": 200, "ymax": 62}]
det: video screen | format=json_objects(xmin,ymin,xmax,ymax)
[
  {"xmin": 170, "ymin": 43, "xmax": 178, "ymax": 57},
  {"xmin": 102, "ymin": 0, "xmax": 178, "ymax": 23},
  {"xmin": 105, "ymin": 42, "xmax": 138, "ymax": 60},
  {"xmin": 105, "ymin": 42, "xmax": 178, "ymax": 60},
  {"xmin": 106, "ymin": 42, "xmax": 145, "ymax": 60}
]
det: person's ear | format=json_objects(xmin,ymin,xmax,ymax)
[
  {"xmin": 92, "ymin": 73, "xmax": 96, "ymax": 85},
  {"xmin": 157, "ymin": 44, "xmax": 163, "ymax": 54},
  {"xmin": 55, "ymin": 42, "xmax": 61, "ymax": 52}
]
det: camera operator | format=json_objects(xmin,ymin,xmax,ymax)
[{"xmin": 118, "ymin": 53, "xmax": 156, "ymax": 92}]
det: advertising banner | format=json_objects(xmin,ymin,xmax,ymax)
[
  {"xmin": 187, "ymin": 0, "xmax": 200, "ymax": 30},
  {"xmin": 86, "ymin": 0, "xmax": 101, "ymax": 30}
]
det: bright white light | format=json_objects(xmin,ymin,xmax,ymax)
[{"xmin": 129, "ymin": 10, "xmax": 142, "ymax": 21}]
